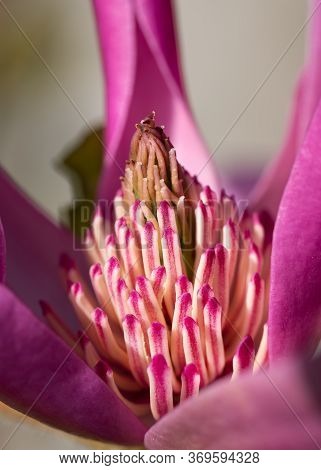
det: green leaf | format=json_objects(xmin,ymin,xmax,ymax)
[{"xmin": 57, "ymin": 126, "xmax": 104, "ymax": 236}]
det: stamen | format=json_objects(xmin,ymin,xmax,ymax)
[
  {"xmin": 245, "ymin": 273, "xmax": 265, "ymax": 338},
  {"xmin": 80, "ymin": 334, "xmax": 100, "ymax": 369},
  {"xmin": 153, "ymin": 165, "xmax": 162, "ymax": 202},
  {"xmin": 105, "ymin": 256, "xmax": 121, "ymax": 289},
  {"xmin": 114, "ymin": 190, "xmax": 127, "ymax": 218},
  {"xmin": 105, "ymin": 234, "xmax": 117, "ymax": 260},
  {"xmin": 141, "ymin": 221, "xmax": 160, "ymax": 277},
  {"xmin": 122, "ymin": 314, "xmax": 149, "ymax": 387},
  {"xmin": 160, "ymin": 179, "xmax": 179, "ymax": 203},
  {"xmin": 117, "ymin": 224, "xmax": 143, "ymax": 289},
  {"xmin": 183, "ymin": 316, "xmax": 208, "ymax": 386},
  {"xmin": 91, "ymin": 308, "xmax": 128, "ymax": 367},
  {"xmin": 129, "ymin": 200, "xmax": 144, "ymax": 232},
  {"xmin": 146, "ymin": 146, "xmax": 156, "ymax": 198},
  {"xmin": 195, "ymin": 200, "xmax": 215, "ymax": 256},
  {"xmin": 200, "ymin": 185, "xmax": 217, "ymax": 205},
  {"xmin": 192, "ymin": 249, "xmax": 216, "ymax": 314},
  {"xmin": 171, "ymin": 292, "xmax": 192, "ymax": 375},
  {"xmin": 194, "ymin": 248, "xmax": 215, "ymax": 289},
  {"xmin": 157, "ymin": 200, "xmax": 178, "ymax": 234},
  {"xmin": 89, "ymin": 263, "xmax": 110, "ymax": 309},
  {"xmin": 68, "ymin": 282, "xmax": 95, "ymax": 326},
  {"xmin": 222, "ymin": 219, "xmax": 238, "ymax": 282},
  {"xmin": 151, "ymin": 266, "xmax": 166, "ymax": 303},
  {"xmin": 254, "ymin": 324, "xmax": 268, "ymax": 372},
  {"xmin": 162, "ymin": 228, "xmax": 183, "ymax": 314},
  {"xmin": 104, "ymin": 257, "xmax": 122, "ymax": 321},
  {"xmin": 59, "ymin": 253, "xmax": 77, "ymax": 282},
  {"xmin": 147, "ymin": 354, "xmax": 173, "ymax": 420},
  {"xmin": 248, "ymin": 239, "xmax": 262, "ymax": 280},
  {"xmin": 92, "ymin": 205, "xmax": 106, "ymax": 262},
  {"xmin": 213, "ymin": 243, "xmax": 229, "ymax": 317},
  {"xmin": 136, "ymin": 276, "xmax": 167, "ymax": 325},
  {"xmin": 232, "ymin": 335, "xmax": 255, "ymax": 379},
  {"xmin": 175, "ymin": 275, "xmax": 193, "ymax": 298},
  {"xmin": 180, "ymin": 363, "xmax": 201, "ymax": 401},
  {"xmin": 95, "ymin": 361, "xmax": 149, "ymax": 416},
  {"xmin": 127, "ymin": 289, "xmax": 150, "ymax": 333},
  {"xmin": 204, "ymin": 297, "xmax": 225, "ymax": 381},
  {"xmin": 114, "ymin": 278, "xmax": 130, "ymax": 321},
  {"xmin": 169, "ymin": 148, "xmax": 181, "ymax": 195},
  {"xmin": 194, "ymin": 283, "xmax": 215, "ymax": 345},
  {"xmin": 148, "ymin": 322, "xmax": 180, "ymax": 392},
  {"xmin": 252, "ymin": 212, "xmax": 265, "ymax": 252},
  {"xmin": 89, "ymin": 263, "xmax": 119, "ymax": 329},
  {"xmin": 84, "ymin": 228, "xmax": 101, "ymax": 264}
]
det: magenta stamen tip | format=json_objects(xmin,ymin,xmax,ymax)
[
  {"xmin": 236, "ymin": 335, "xmax": 255, "ymax": 367},
  {"xmin": 183, "ymin": 315, "xmax": 196, "ymax": 330},
  {"xmin": 59, "ymin": 253, "xmax": 75, "ymax": 272},
  {"xmin": 94, "ymin": 307, "xmax": 104, "ymax": 323},
  {"xmin": 123, "ymin": 313, "xmax": 138, "ymax": 328},
  {"xmin": 149, "ymin": 354, "xmax": 168, "ymax": 374},
  {"xmin": 90, "ymin": 263, "xmax": 102, "ymax": 278},
  {"xmin": 105, "ymin": 234, "xmax": 115, "ymax": 246},
  {"xmin": 252, "ymin": 272, "xmax": 262, "ymax": 291},
  {"xmin": 39, "ymin": 300, "xmax": 51, "ymax": 316},
  {"xmin": 70, "ymin": 282, "xmax": 82, "ymax": 296},
  {"xmin": 106, "ymin": 256, "xmax": 120, "ymax": 274},
  {"xmin": 205, "ymin": 296, "xmax": 221, "ymax": 316},
  {"xmin": 94, "ymin": 360, "xmax": 112, "ymax": 380},
  {"xmin": 151, "ymin": 321, "xmax": 165, "ymax": 334}
]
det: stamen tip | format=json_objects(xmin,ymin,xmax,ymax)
[
  {"xmin": 90, "ymin": 263, "xmax": 102, "ymax": 278},
  {"xmin": 59, "ymin": 253, "xmax": 75, "ymax": 272}
]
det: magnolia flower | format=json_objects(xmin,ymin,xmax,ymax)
[{"xmin": 0, "ymin": 0, "xmax": 321, "ymax": 450}]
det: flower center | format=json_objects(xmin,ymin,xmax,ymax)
[{"xmin": 42, "ymin": 113, "xmax": 272, "ymax": 421}]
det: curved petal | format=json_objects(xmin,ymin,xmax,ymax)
[
  {"xmin": 145, "ymin": 358, "xmax": 321, "ymax": 449},
  {"xmin": 0, "ymin": 284, "xmax": 146, "ymax": 445},
  {"xmin": 134, "ymin": 0, "xmax": 184, "ymax": 94},
  {"xmin": 92, "ymin": 0, "xmax": 219, "ymax": 201},
  {"xmin": 250, "ymin": 73, "xmax": 305, "ymax": 216},
  {"xmin": 0, "ymin": 168, "xmax": 86, "ymax": 327},
  {"xmin": 0, "ymin": 218, "xmax": 6, "ymax": 282},
  {"xmin": 268, "ymin": 98, "xmax": 321, "ymax": 361},
  {"xmin": 251, "ymin": 0, "xmax": 321, "ymax": 216}
]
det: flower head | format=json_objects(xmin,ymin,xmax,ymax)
[
  {"xmin": 44, "ymin": 114, "xmax": 271, "ymax": 421},
  {"xmin": 0, "ymin": 0, "xmax": 321, "ymax": 450}
]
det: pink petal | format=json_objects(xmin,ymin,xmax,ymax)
[
  {"xmin": 0, "ymin": 217, "xmax": 6, "ymax": 282},
  {"xmin": 93, "ymin": 0, "xmax": 219, "ymax": 201},
  {"xmin": 0, "ymin": 169, "xmax": 86, "ymax": 327},
  {"xmin": 145, "ymin": 357, "xmax": 321, "ymax": 449},
  {"xmin": 134, "ymin": 0, "xmax": 184, "ymax": 94},
  {"xmin": 251, "ymin": 1, "xmax": 321, "ymax": 216},
  {"xmin": 0, "ymin": 284, "xmax": 146, "ymax": 444},
  {"xmin": 268, "ymin": 98, "xmax": 321, "ymax": 360}
]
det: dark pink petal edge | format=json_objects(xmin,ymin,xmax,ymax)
[
  {"xmin": 0, "ymin": 217, "xmax": 5, "ymax": 282},
  {"xmin": 268, "ymin": 97, "xmax": 321, "ymax": 360},
  {"xmin": 0, "ymin": 284, "xmax": 146, "ymax": 444},
  {"xmin": 145, "ymin": 358, "xmax": 321, "ymax": 449},
  {"xmin": 0, "ymin": 168, "xmax": 86, "ymax": 328}
]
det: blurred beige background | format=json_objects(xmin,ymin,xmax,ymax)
[{"xmin": 0, "ymin": 0, "xmax": 307, "ymax": 449}]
